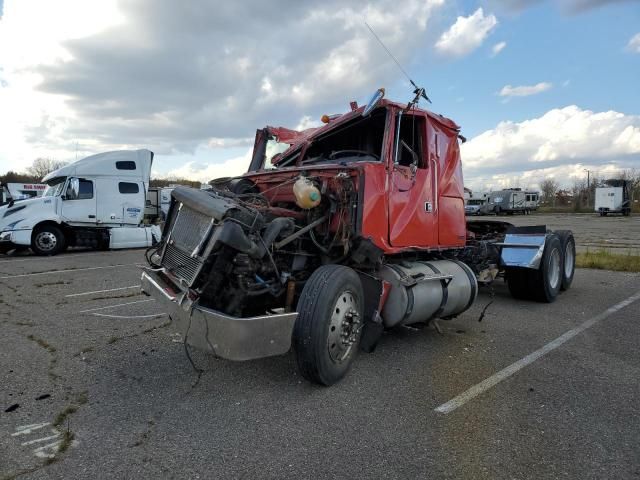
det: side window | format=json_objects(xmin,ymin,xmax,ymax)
[
  {"xmin": 116, "ymin": 161, "xmax": 136, "ymax": 170},
  {"xmin": 119, "ymin": 182, "xmax": 140, "ymax": 194},
  {"xmin": 396, "ymin": 114, "xmax": 426, "ymax": 168},
  {"xmin": 78, "ymin": 180, "xmax": 93, "ymax": 200}
]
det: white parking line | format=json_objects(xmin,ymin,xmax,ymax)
[
  {"xmin": 0, "ymin": 251, "xmax": 133, "ymax": 263},
  {"xmin": 0, "ymin": 263, "xmax": 141, "ymax": 279},
  {"xmin": 21, "ymin": 433, "xmax": 60, "ymax": 446},
  {"xmin": 12, "ymin": 422, "xmax": 50, "ymax": 436},
  {"xmin": 33, "ymin": 440, "xmax": 63, "ymax": 458},
  {"xmin": 92, "ymin": 312, "xmax": 165, "ymax": 319},
  {"xmin": 79, "ymin": 298, "xmax": 155, "ymax": 313},
  {"xmin": 66, "ymin": 285, "xmax": 141, "ymax": 297},
  {"xmin": 434, "ymin": 290, "xmax": 640, "ymax": 415}
]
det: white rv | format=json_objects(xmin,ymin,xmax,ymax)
[
  {"xmin": 0, "ymin": 150, "xmax": 161, "ymax": 255},
  {"xmin": 524, "ymin": 191, "xmax": 540, "ymax": 211}
]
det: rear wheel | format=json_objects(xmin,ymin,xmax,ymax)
[
  {"xmin": 31, "ymin": 225, "xmax": 65, "ymax": 256},
  {"xmin": 293, "ymin": 265, "xmax": 364, "ymax": 386},
  {"xmin": 531, "ymin": 234, "xmax": 562, "ymax": 303},
  {"xmin": 555, "ymin": 230, "xmax": 575, "ymax": 291}
]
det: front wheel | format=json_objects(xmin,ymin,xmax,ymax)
[
  {"xmin": 293, "ymin": 265, "xmax": 364, "ymax": 386},
  {"xmin": 31, "ymin": 225, "xmax": 65, "ymax": 256}
]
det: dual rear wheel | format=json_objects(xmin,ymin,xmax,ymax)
[{"xmin": 507, "ymin": 231, "xmax": 575, "ymax": 303}]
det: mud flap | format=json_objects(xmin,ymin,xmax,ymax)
[{"xmin": 357, "ymin": 273, "xmax": 391, "ymax": 353}]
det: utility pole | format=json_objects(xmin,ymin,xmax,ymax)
[{"xmin": 584, "ymin": 169, "xmax": 590, "ymax": 208}]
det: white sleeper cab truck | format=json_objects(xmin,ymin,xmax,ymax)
[{"xmin": 0, "ymin": 149, "xmax": 161, "ymax": 255}]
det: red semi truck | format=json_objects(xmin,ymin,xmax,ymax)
[{"xmin": 141, "ymin": 94, "xmax": 575, "ymax": 385}]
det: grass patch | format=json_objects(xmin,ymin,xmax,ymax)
[
  {"xmin": 53, "ymin": 405, "xmax": 78, "ymax": 427},
  {"xmin": 577, "ymin": 249, "xmax": 640, "ymax": 272},
  {"xmin": 26, "ymin": 334, "xmax": 56, "ymax": 353},
  {"xmin": 34, "ymin": 280, "xmax": 71, "ymax": 288},
  {"xmin": 91, "ymin": 291, "xmax": 140, "ymax": 301},
  {"xmin": 58, "ymin": 430, "xmax": 75, "ymax": 453}
]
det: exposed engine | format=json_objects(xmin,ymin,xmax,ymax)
[{"xmin": 149, "ymin": 170, "xmax": 364, "ymax": 317}]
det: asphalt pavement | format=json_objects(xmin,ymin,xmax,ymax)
[{"xmin": 1, "ymin": 248, "xmax": 639, "ymax": 479}]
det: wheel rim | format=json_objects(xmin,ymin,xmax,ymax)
[
  {"xmin": 548, "ymin": 248, "xmax": 561, "ymax": 289},
  {"xmin": 35, "ymin": 231, "xmax": 57, "ymax": 252},
  {"xmin": 327, "ymin": 290, "xmax": 360, "ymax": 363},
  {"xmin": 564, "ymin": 242, "xmax": 574, "ymax": 278}
]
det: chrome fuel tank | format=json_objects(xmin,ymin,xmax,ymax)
[{"xmin": 379, "ymin": 260, "xmax": 477, "ymax": 328}]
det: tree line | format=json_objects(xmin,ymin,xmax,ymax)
[
  {"xmin": 0, "ymin": 157, "xmax": 201, "ymax": 188},
  {"xmin": 539, "ymin": 168, "xmax": 640, "ymax": 209}
]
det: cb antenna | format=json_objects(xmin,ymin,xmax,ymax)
[{"xmin": 364, "ymin": 21, "xmax": 431, "ymax": 106}]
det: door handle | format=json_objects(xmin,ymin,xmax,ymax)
[{"xmin": 88, "ymin": 215, "xmax": 96, "ymax": 218}]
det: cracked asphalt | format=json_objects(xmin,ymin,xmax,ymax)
[{"xmin": 1, "ymin": 221, "xmax": 639, "ymax": 479}]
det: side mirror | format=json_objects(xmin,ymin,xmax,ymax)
[{"xmin": 65, "ymin": 178, "xmax": 80, "ymax": 200}]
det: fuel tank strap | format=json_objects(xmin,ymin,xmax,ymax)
[
  {"xmin": 385, "ymin": 264, "xmax": 415, "ymax": 324},
  {"xmin": 420, "ymin": 262, "xmax": 448, "ymax": 320},
  {"xmin": 450, "ymin": 259, "xmax": 478, "ymax": 313}
]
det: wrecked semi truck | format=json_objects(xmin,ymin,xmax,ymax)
[{"xmin": 141, "ymin": 95, "xmax": 576, "ymax": 385}]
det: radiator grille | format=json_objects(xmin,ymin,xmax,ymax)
[
  {"xmin": 162, "ymin": 243, "xmax": 202, "ymax": 286},
  {"xmin": 170, "ymin": 206, "xmax": 212, "ymax": 253},
  {"xmin": 162, "ymin": 204, "xmax": 213, "ymax": 286}
]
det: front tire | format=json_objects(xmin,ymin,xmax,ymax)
[
  {"xmin": 31, "ymin": 225, "xmax": 65, "ymax": 256},
  {"xmin": 293, "ymin": 265, "xmax": 364, "ymax": 386}
]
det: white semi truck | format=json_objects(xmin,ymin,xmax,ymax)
[
  {"xmin": 0, "ymin": 149, "xmax": 161, "ymax": 255},
  {"xmin": 595, "ymin": 180, "xmax": 631, "ymax": 216}
]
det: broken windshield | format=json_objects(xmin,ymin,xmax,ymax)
[{"xmin": 276, "ymin": 108, "xmax": 387, "ymax": 168}]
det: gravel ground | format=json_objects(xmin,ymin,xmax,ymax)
[{"xmin": 1, "ymin": 245, "xmax": 639, "ymax": 479}]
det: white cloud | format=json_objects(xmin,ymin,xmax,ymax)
[
  {"xmin": 0, "ymin": 0, "xmax": 124, "ymax": 172},
  {"xmin": 627, "ymin": 32, "xmax": 640, "ymax": 53},
  {"xmin": 499, "ymin": 82, "xmax": 553, "ymax": 97},
  {"xmin": 0, "ymin": 0, "xmax": 446, "ymax": 177},
  {"xmin": 162, "ymin": 149, "xmax": 252, "ymax": 183},
  {"xmin": 461, "ymin": 105, "xmax": 640, "ymax": 190},
  {"xmin": 491, "ymin": 41, "xmax": 507, "ymax": 57},
  {"xmin": 435, "ymin": 8, "xmax": 498, "ymax": 57}
]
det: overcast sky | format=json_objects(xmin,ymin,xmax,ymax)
[{"xmin": 0, "ymin": 0, "xmax": 638, "ymax": 191}]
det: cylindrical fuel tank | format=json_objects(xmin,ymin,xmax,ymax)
[{"xmin": 379, "ymin": 260, "xmax": 477, "ymax": 328}]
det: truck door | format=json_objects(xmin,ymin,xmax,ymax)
[
  {"xmin": 61, "ymin": 178, "xmax": 97, "ymax": 225},
  {"xmin": 95, "ymin": 178, "xmax": 145, "ymax": 225},
  {"xmin": 387, "ymin": 112, "xmax": 438, "ymax": 247}
]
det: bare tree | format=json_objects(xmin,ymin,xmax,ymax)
[
  {"xmin": 539, "ymin": 178, "xmax": 559, "ymax": 206},
  {"xmin": 27, "ymin": 158, "xmax": 67, "ymax": 180}
]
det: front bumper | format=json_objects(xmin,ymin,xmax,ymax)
[
  {"xmin": 0, "ymin": 232, "xmax": 15, "ymax": 253},
  {"xmin": 140, "ymin": 269, "xmax": 298, "ymax": 361}
]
